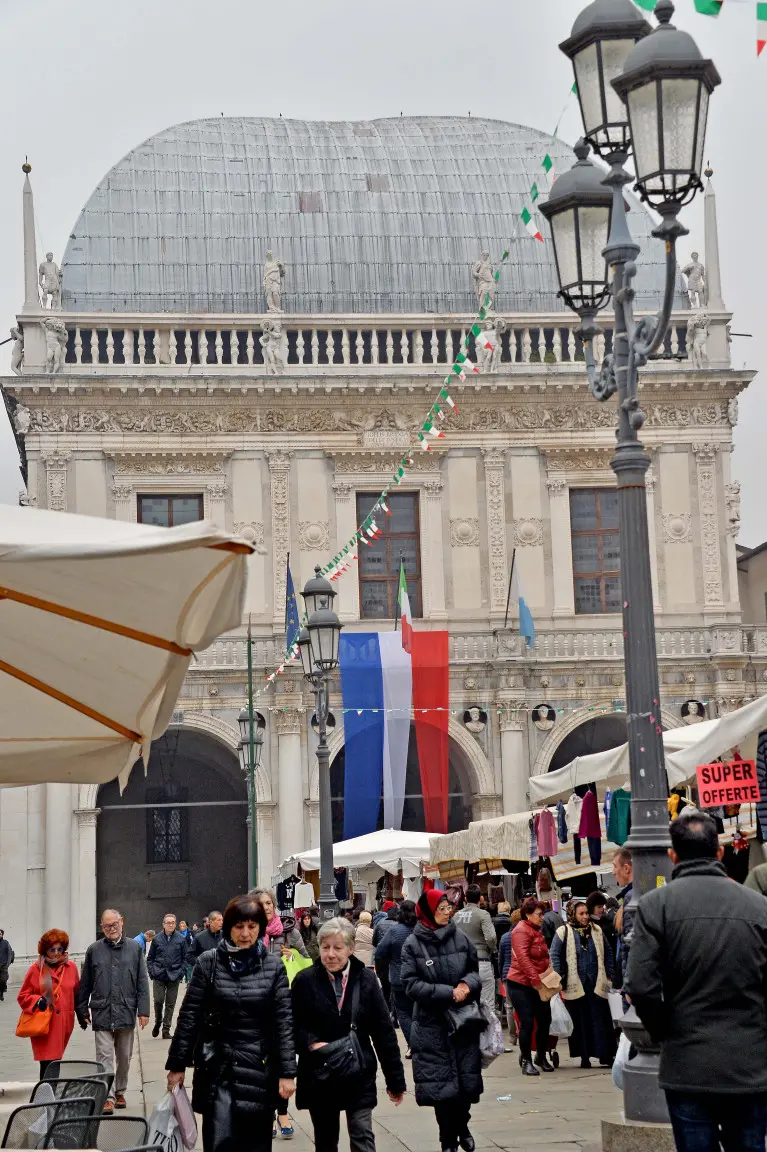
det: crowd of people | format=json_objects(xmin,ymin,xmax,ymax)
[{"xmin": 8, "ymin": 811, "xmax": 767, "ymax": 1152}]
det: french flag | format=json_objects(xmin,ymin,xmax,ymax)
[{"xmin": 339, "ymin": 631, "xmax": 449, "ymax": 838}]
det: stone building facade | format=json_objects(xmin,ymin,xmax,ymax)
[{"xmin": 0, "ymin": 116, "xmax": 759, "ymax": 957}]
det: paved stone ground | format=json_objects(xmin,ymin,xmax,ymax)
[{"xmin": 0, "ymin": 969, "xmax": 623, "ymax": 1149}]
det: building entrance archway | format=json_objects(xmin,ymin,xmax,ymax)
[{"xmin": 96, "ymin": 728, "xmax": 247, "ymax": 935}]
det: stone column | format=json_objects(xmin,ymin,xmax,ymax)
[
  {"xmin": 45, "ymin": 783, "xmax": 73, "ymax": 930},
  {"xmin": 693, "ymin": 443, "xmax": 724, "ymax": 615},
  {"xmin": 267, "ymin": 453, "xmax": 292, "ymax": 627},
  {"xmin": 482, "ymin": 448, "xmax": 509, "ymax": 618},
  {"xmin": 112, "ymin": 483, "xmax": 133, "ymax": 521},
  {"xmin": 421, "ymin": 476, "xmax": 447, "ymax": 620},
  {"xmin": 256, "ymin": 803, "xmax": 277, "ymax": 890},
  {"xmin": 645, "ymin": 467, "xmax": 662, "ymax": 613},
  {"xmin": 43, "ymin": 453, "xmax": 70, "ymax": 512},
  {"xmin": 547, "ymin": 478, "xmax": 575, "ymax": 617},
  {"xmin": 73, "ymin": 809, "xmax": 100, "ymax": 953},
  {"xmin": 305, "ymin": 799, "xmax": 320, "ymax": 851},
  {"xmin": 332, "ymin": 479, "xmax": 360, "ymax": 622},
  {"xmin": 499, "ymin": 704, "xmax": 528, "ymax": 814},
  {"xmin": 275, "ymin": 706, "xmax": 304, "ymax": 866},
  {"xmin": 205, "ymin": 481, "xmax": 228, "ymax": 530}
]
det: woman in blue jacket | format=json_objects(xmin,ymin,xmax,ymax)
[{"xmin": 374, "ymin": 900, "xmax": 416, "ymax": 1051}]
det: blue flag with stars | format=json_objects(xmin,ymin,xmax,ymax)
[{"xmin": 285, "ymin": 562, "xmax": 300, "ymax": 653}]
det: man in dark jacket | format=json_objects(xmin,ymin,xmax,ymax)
[
  {"xmin": 0, "ymin": 929, "xmax": 14, "ymax": 1001},
  {"xmin": 626, "ymin": 811, "xmax": 767, "ymax": 1151},
  {"xmin": 147, "ymin": 913, "xmax": 186, "ymax": 1039},
  {"xmin": 185, "ymin": 910, "xmax": 223, "ymax": 966},
  {"xmin": 373, "ymin": 903, "xmax": 399, "ymax": 1016},
  {"xmin": 491, "ymin": 902, "xmax": 511, "ymax": 947},
  {"xmin": 611, "ymin": 846, "xmax": 633, "ymax": 990},
  {"xmin": 76, "ymin": 908, "xmax": 150, "ymax": 1112}
]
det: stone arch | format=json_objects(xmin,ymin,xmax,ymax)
[{"xmin": 531, "ymin": 706, "xmax": 679, "ymax": 777}]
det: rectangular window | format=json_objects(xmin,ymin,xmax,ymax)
[
  {"xmin": 357, "ymin": 492, "xmax": 422, "ymax": 620},
  {"xmin": 570, "ymin": 488, "xmax": 621, "ymax": 614},
  {"xmin": 146, "ymin": 788, "xmax": 188, "ymax": 865},
  {"xmin": 137, "ymin": 494, "xmax": 204, "ymax": 527}
]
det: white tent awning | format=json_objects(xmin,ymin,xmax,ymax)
[{"xmin": 279, "ymin": 828, "xmax": 433, "ymax": 879}]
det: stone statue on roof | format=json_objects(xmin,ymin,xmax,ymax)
[
  {"xmin": 471, "ymin": 251, "xmax": 496, "ymax": 312},
  {"xmin": 263, "ymin": 251, "xmax": 285, "ymax": 313},
  {"xmin": 39, "ymin": 252, "xmax": 62, "ymax": 309},
  {"xmin": 682, "ymin": 252, "xmax": 706, "ymax": 309},
  {"xmin": 42, "ymin": 316, "xmax": 67, "ymax": 374},
  {"xmin": 686, "ymin": 312, "xmax": 709, "ymax": 370},
  {"xmin": 260, "ymin": 318, "xmax": 285, "ymax": 374},
  {"xmin": 10, "ymin": 326, "xmax": 23, "ymax": 376},
  {"xmin": 477, "ymin": 317, "xmax": 506, "ymax": 374}
]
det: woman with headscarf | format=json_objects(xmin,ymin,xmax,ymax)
[
  {"xmin": 507, "ymin": 898, "xmax": 553, "ymax": 1077},
  {"xmin": 550, "ymin": 898, "xmax": 615, "ymax": 1069},
  {"xmin": 17, "ymin": 929, "xmax": 80, "ymax": 1079},
  {"xmin": 400, "ymin": 890, "xmax": 483, "ymax": 1152}
]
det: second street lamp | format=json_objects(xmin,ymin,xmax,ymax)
[
  {"xmin": 237, "ymin": 707, "xmax": 264, "ymax": 890},
  {"xmin": 542, "ymin": 0, "xmax": 719, "ymax": 1128},
  {"xmin": 301, "ymin": 567, "xmax": 343, "ymax": 921}
]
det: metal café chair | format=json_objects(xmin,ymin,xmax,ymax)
[
  {"xmin": 30, "ymin": 1078, "xmax": 109, "ymax": 1116},
  {"xmin": 42, "ymin": 1060, "xmax": 106, "ymax": 1081},
  {"xmin": 1, "ymin": 1099, "xmax": 95, "ymax": 1148},
  {"xmin": 43, "ymin": 1115, "xmax": 150, "ymax": 1150}
]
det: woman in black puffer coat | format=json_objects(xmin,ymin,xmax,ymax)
[
  {"xmin": 166, "ymin": 893, "xmax": 296, "ymax": 1152},
  {"xmin": 401, "ymin": 891, "xmax": 484, "ymax": 1152}
]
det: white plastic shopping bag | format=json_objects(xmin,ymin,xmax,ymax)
[
  {"xmin": 171, "ymin": 1084, "xmax": 198, "ymax": 1150},
  {"xmin": 612, "ymin": 1032, "xmax": 632, "ymax": 1091},
  {"xmin": 478, "ymin": 1001, "xmax": 505, "ymax": 1068},
  {"xmin": 549, "ymin": 994, "xmax": 574, "ymax": 1039},
  {"xmin": 147, "ymin": 1091, "xmax": 183, "ymax": 1152}
]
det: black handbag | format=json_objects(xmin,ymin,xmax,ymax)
[
  {"xmin": 415, "ymin": 939, "xmax": 487, "ymax": 1038},
  {"xmin": 313, "ymin": 978, "xmax": 366, "ymax": 1082}
]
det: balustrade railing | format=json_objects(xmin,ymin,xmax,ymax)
[{"xmin": 15, "ymin": 309, "xmax": 728, "ymax": 374}]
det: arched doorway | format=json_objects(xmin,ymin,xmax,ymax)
[
  {"xmin": 548, "ymin": 713, "xmax": 628, "ymax": 774},
  {"xmin": 96, "ymin": 729, "xmax": 247, "ymax": 935},
  {"xmin": 329, "ymin": 725, "xmax": 474, "ymax": 839}
]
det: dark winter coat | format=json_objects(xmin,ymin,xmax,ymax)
[
  {"xmin": 373, "ymin": 921, "xmax": 413, "ymax": 990},
  {"xmin": 372, "ymin": 910, "xmax": 398, "ymax": 950},
  {"xmin": 75, "ymin": 936, "xmax": 150, "ymax": 1031},
  {"xmin": 166, "ymin": 940, "xmax": 296, "ymax": 1115},
  {"xmin": 492, "ymin": 913, "xmax": 511, "ymax": 947},
  {"xmin": 147, "ymin": 931, "xmax": 187, "ymax": 982},
  {"xmin": 400, "ymin": 921, "xmax": 484, "ymax": 1107},
  {"xmin": 186, "ymin": 928, "xmax": 222, "ymax": 964},
  {"xmin": 626, "ymin": 857, "xmax": 767, "ymax": 1094},
  {"xmin": 0, "ymin": 937, "xmax": 14, "ymax": 967},
  {"xmin": 291, "ymin": 956, "xmax": 406, "ymax": 1113},
  {"xmin": 498, "ymin": 930, "xmax": 512, "ymax": 981}
]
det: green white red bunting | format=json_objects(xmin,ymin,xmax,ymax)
[
  {"xmin": 759, "ymin": 1, "xmax": 767, "ymax": 54},
  {"xmin": 521, "ymin": 207, "xmax": 544, "ymax": 242},
  {"xmin": 633, "ymin": 0, "xmax": 722, "ymax": 10}
]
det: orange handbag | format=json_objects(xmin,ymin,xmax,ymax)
[{"xmin": 15, "ymin": 960, "xmax": 59, "ymax": 1038}]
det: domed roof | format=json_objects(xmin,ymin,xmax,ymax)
[{"xmin": 61, "ymin": 115, "xmax": 686, "ymax": 314}]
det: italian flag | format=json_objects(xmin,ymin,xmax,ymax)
[
  {"xmin": 759, "ymin": 1, "xmax": 767, "ymax": 54},
  {"xmin": 521, "ymin": 207, "xmax": 544, "ymax": 242},
  {"xmin": 399, "ymin": 561, "xmax": 413, "ymax": 654}
]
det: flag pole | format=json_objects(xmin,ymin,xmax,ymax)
[{"xmin": 503, "ymin": 548, "xmax": 516, "ymax": 631}]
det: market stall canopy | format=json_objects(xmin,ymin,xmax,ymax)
[
  {"xmin": 279, "ymin": 828, "xmax": 433, "ymax": 879},
  {"xmin": 528, "ymin": 695, "xmax": 767, "ymax": 806},
  {"xmin": 0, "ymin": 505, "xmax": 252, "ymax": 788}
]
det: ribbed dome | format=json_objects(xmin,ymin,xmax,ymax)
[{"xmin": 61, "ymin": 115, "xmax": 686, "ymax": 314}]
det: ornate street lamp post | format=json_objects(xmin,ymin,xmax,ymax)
[
  {"xmin": 541, "ymin": 0, "xmax": 719, "ymax": 1126},
  {"xmin": 238, "ymin": 706, "xmax": 264, "ymax": 890},
  {"xmin": 299, "ymin": 567, "xmax": 343, "ymax": 921}
]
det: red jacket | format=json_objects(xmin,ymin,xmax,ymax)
[
  {"xmin": 508, "ymin": 920, "xmax": 550, "ymax": 986},
  {"xmin": 18, "ymin": 959, "xmax": 79, "ymax": 1061}
]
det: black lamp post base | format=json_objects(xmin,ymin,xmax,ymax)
[
  {"xmin": 602, "ymin": 1117, "xmax": 675, "ymax": 1152},
  {"xmin": 318, "ymin": 893, "xmax": 338, "ymax": 922}
]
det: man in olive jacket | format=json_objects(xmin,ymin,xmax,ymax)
[
  {"xmin": 626, "ymin": 810, "xmax": 767, "ymax": 1151},
  {"xmin": 76, "ymin": 908, "xmax": 150, "ymax": 1111}
]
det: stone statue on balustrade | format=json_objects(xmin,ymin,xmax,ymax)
[
  {"xmin": 39, "ymin": 252, "xmax": 62, "ymax": 309},
  {"xmin": 686, "ymin": 312, "xmax": 709, "ymax": 370},
  {"xmin": 263, "ymin": 250, "xmax": 285, "ymax": 313},
  {"xmin": 42, "ymin": 317, "xmax": 67, "ymax": 374},
  {"xmin": 682, "ymin": 252, "xmax": 706, "ymax": 309},
  {"xmin": 471, "ymin": 251, "xmax": 496, "ymax": 312},
  {"xmin": 10, "ymin": 326, "xmax": 23, "ymax": 375},
  {"xmin": 260, "ymin": 319, "xmax": 285, "ymax": 375},
  {"xmin": 477, "ymin": 317, "xmax": 506, "ymax": 373}
]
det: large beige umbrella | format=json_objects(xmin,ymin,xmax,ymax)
[{"xmin": 0, "ymin": 504, "xmax": 252, "ymax": 786}]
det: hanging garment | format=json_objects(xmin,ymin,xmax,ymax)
[
  {"xmin": 535, "ymin": 809, "xmax": 559, "ymax": 857},
  {"xmin": 603, "ymin": 790, "xmax": 612, "ymax": 827},
  {"xmin": 529, "ymin": 818, "xmax": 538, "ymax": 863},
  {"xmin": 756, "ymin": 731, "xmax": 767, "ymax": 840},
  {"xmin": 572, "ymin": 835, "xmax": 582, "ymax": 865},
  {"xmin": 556, "ymin": 801, "xmax": 568, "ymax": 845},
  {"xmin": 587, "ymin": 836, "xmax": 602, "ymax": 867},
  {"xmin": 565, "ymin": 793, "xmax": 583, "ymax": 833},
  {"xmin": 579, "ymin": 790, "xmax": 601, "ymax": 839},
  {"xmin": 607, "ymin": 788, "xmax": 632, "ymax": 847}
]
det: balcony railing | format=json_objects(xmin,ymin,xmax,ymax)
[{"xmin": 14, "ymin": 309, "xmax": 731, "ymax": 375}]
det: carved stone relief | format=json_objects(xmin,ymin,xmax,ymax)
[
  {"xmin": 725, "ymin": 482, "xmax": 741, "ymax": 539},
  {"xmin": 274, "ymin": 707, "xmax": 303, "ymax": 735},
  {"xmin": 662, "ymin": 513, "xmax": 692, "ymax": 543},
  {"xmin": 482, "ymin": 448, "xmax": 508, "ymax": 614},
  {"xmin": 693, "ymin": 443, "xmax": 723, "ymax": 607},
  {"xmin": 513, "ymin": 518, "xmax": 543, "ymax": 547},
  {"xmin": 299, "ymin": 521, "xmax": 330, "ymax": 550},
  {"xmin": 450, "ymin": 518, "xmax": 480, "ymax": 547},
  {"xmin": 267, "ymin": 453, "xmax": 292, "ymax": 620},
  {"xmin": 43, "ymin": 453, "xmax": 69, "ymax": 512},
  {"xmin": 334, "ymin": 453, "xmax": 442, "ymax": 474},
  {"xmin": 234, "ymin": 521, "xmax": 266, "ymax": 552},
  {"xmin": 113, "ymin": 454, "xmax": 227, "ymax": 475}
]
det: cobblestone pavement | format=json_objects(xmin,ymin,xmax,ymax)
[{"xmin": 0, "ymin": 969, "xmax": 621, "ymax": 1149}]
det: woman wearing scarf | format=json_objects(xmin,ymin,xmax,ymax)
[
  {"xmin": 550, "ymin": 898, "xmax": 616, "ymax": 1069},
  {"xmin": 17, "ymin": 929, "xmax": 79, "ymax": 1078},
  {"xmin": 166, "ymin": 893, "xmax": 296, "ymax": 1152},
  {"xmin": 400, "ymin": 891, "xmax": 483, "ymax": 1152}
]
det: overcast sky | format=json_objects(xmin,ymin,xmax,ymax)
[{"xmin": 0, "ymin": 0, "xmax": 763, "ymax": 540}]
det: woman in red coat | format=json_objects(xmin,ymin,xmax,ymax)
[
  {"xmin": 507, "ymin": 898, "xmax": 553, "ymax": 1077},
  {"xmin": 17, "ymin": 929, "xmax": 80, "ymax": 1078}
]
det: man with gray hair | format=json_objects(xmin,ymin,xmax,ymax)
[{"xmin": 76, "ymin": 909, "xmax": 149, "ymax": 1113}]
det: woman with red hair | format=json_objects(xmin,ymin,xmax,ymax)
[{"xmin": 17, "ymin": 929, "xmax": 80, "ymax": 1078}]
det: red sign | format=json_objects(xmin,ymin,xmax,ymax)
[{"xmin": 696, "ymin": 760, "xmax": 761, "ymax": 808}]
